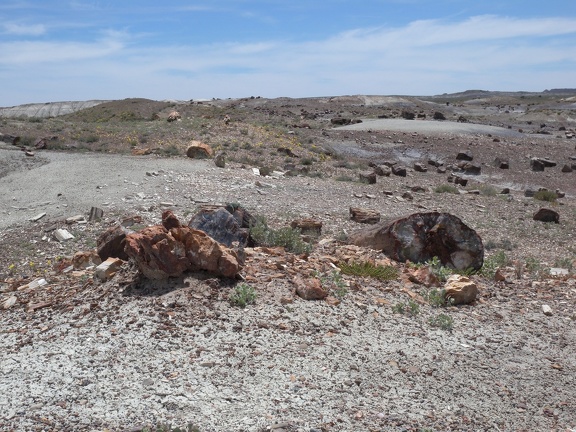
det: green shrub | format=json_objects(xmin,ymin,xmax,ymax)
[
  {"xmin": 533, "ymin": 190, "xmax": 557, "ymax": 202},
  {"xmin": 229, "ymin": 283, "xmax": 257, "ymax": 308},
  {"xmin": 339, "ymin": 261, "xmax": 399, "ymax": 280},
  {"xmin": 428, "ymin": 314, "xmax": 454, "ymax": 331},
  {"xmin": 480, "ymin": 250, "xmax": 510, "ymax": 278},
  {"xmin": 434, "ymin": 184, "xmax": 459, "ymax": 194},
  {"xmin": 249, "ymin": 218, "xmax": 311, "ymax": 254}
]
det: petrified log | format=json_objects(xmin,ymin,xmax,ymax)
[
  {"xmin": 348, "ymin": 212, "xmax": 484, "ymax": 270},
  {"xmin": 124, "ymin": 225, "xmax": 243, "ymax": 279},
  {"xmin": 350, "ymin": 207, "xmax": 381, "ymax": 224}
]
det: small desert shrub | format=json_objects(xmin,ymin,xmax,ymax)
[
  {"xmin": 160, "ymin": 144, "xmax": 180, "ymax": 156},
  {"xmin": 229, "ymin": 283, "xmax": 257, "ymax": 308},
  {"xmin": 424, "ymin": 288, "xmax": 448, "ymax": 307},
  {"xmin": 480, "ymin": 250, "xmax": 510, "ymax": 278},
  {"xmin": 81, "ymin": 134, "xmax": 99, "ymax": 143},
  {"xmin": 335, "ymin": 175, "xmax": 355, "ymax": 182},
  {"xmin": 392, "ymin": 299, "xmax": 420, "ymax": 316},
  {"xmin": 434, "ymin": 184, "xmax": 459, "ymax": 194},
  {"xmin": 533, "ymin": 190, "xmax": 557, "ymax": 202},
  {"xmin": 250, "ymin": 218, "xmax": 311, "ymax": 254},
  {"xmin": 339, "ymin": 261, "xmax": 398, "ymax": 281},
  {"xmin": 554, "ymin": 257, "xmax": 575, "ymax": 272},
  {"xmin": 426, "ymin": 256, "xmax": 453, "ymax": 282},
  {"xmin": 476, "ymin": 184, "xmax": 498, "ymax": 196},
  {"xmin": 428, "ymin": 314, "xmax": 454, "ymax": 331},
  {"xmin": 317, "ymin": 270, "xmax": 348, "ymax": 299}
]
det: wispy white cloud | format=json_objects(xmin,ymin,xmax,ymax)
[
  {"xmin": 1, "ymin": 14, "xmax": 575, "ymax": 105},
  {"xmin": 2, "ymin": 22, "xmax": 46, "ymax": 35}
]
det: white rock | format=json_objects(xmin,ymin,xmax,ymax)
[
  {"xmin": 29, "ymin": 212, "xmax": 46, "ymax": 222},
  {"xmin": 542, "ymin": 304, "xmax": 553, "ymax": 316},
  {"xmin": 2, "ymin": 296, "xmax": 17, "ymax": 309},
  {"xmin": 54, "ymin": 228, "xmax": 74, "ymax": 242}
]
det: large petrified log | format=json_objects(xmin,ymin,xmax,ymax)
[
  {"xmin": 348, "ymin": 212, "xmax": 484, "ymax": 271},
  {"xmin": 124, "ymin": 210, "xmax": 243, "ymax": 279}
]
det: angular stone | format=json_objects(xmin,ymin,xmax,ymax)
[
  {"xmin": 413, "ymin": 162, "xmax": 428, "ymax": 173},
  {"xmin": 66, "ymin": 215, "xmax": 87, "ymax": 224},
  {"xmin": 29, "ymin": 212, "xmax": 46, "ymax": 222},
  {"xmin": 89, "ymin": 207, "xmax": 104, "ymax": 222},
  {"xmin": 54, "ymin": 228, "xmax": 74, "ymax": 242},
  {"xmin": 97, "ymin": 224, "xmax": 132, "ymax": 261},
  {"xmin": 533, "ymin": 208, "xmax": 560, "ymax": 224},
  {"xmin": 94, "ymin": 257, "xmax": 125, "ymax": 281},
  {"xmin": 349, "ymin": 207, "xmax": 381, "ymax": 224},
  {"xmin": 392, "ymin": 165, "xmax": 407, "ymax": 177},
  {"xmin": 542, "ymin": 304, "xmax": 553, "ymax": 316},
  {"xmin": 72, "ymin": 251, "xmax": 102, "ymax": 269},
  {"xmin": 406, "ymin": 267, "xmax": 441, "ymax": 287},
  {"xmin": 373, "ymin": 165, "xmax": 392, "ymax": 176},
  {"xmin": 457, "ymin": 161, "xmax": 481, "ymax": 175},
  {"xmin": 530, "ymin": 158, "xmax": 545, "ymax": 171},
  {"xmin": 359, "ymin": 171, "xmax": 377, "ymax": 184},
  {"xmin": 348, "ymin": 212, "xmax": 484, "ymax": 271},
  {"xmin": 561, "ymin": 164, "xmax": 573, "ymax": 173},
  {"xmin": 456, "ymin": 150, "xmax": 473, "ymax": 161},
  {"xmin": 214, "ymin": 151, "xmax": 226, "ymax": 168},
  {"xmin": 2, "ymin": 296, "xmax": 17, "ymax": 310},
  {"xmin": 293, "ymin": 275, "xmax": 328, "ymax": 300},
  {"xmin": 444, "ymin": 275, "xmax": 478, "ymax": 305},
  {"xmin": 290, "ymin": 218, "xmax": 322, "ymax": 236}
]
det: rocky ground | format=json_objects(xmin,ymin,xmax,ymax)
[{"xmin": 1, "ymin": 91, "xmax": 576, "ymax": 431}]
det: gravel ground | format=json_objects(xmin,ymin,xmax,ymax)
[{"xmin": 1, "ymin": 112, "xmax": 576, "ymax": 431}]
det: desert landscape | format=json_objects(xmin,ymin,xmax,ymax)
[{"xmin": 1, "ymin": 90, "xmax": 576, "ymax": 431}]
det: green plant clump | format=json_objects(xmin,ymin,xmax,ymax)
[
  {"xmin": 250, "ymin": 219, "xmax": 311, "ymax": 254},
  {"xmin": 434, "ymin": 184, "xmax": 459, "ymax": 194},
  {"xmin": 428, "ymin": 313, "xmax": 454, "ymax": 331},
  {"xmin": 229, "ymin": 283, "xmax": 257, "ymax": 308},
  {"xmin": 339, "ymin": 261, "xmax": 399, "ymax": 280},
  {"xmin": 533, "ymin": 190, "xmax": 557, "ymax": 202}
]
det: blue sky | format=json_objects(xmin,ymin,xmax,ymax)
[{"xmin": 1, "ymin": 0, "xmax": 575, "ymax": 106}]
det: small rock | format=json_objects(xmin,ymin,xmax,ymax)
[
  {"xmin": 533, "ymin": 208, "xmax": 560, "ymax": 224},
  {"xmin": 214, "ymin": 151, "xmax": 226, "ymax": 168},
  {"xmin": 293, "ymin": 275, "xmax": 328, "ymax": 300},
  {"xmin": 456, "ymin": 150, "xmax": 473, "ymax": 161},
  {"xmin": 54, "ymin": 228, "xmax": 74, "ymax": 242},
  {"xmin": 542, "ymin": 304, "xmax": 553, "ymax": 316},
  {"xmin": 444, "ymin": 274, "xmax": 478, "ymax": 305},
  {"xmin": 29, "ymin": 212, "xmax": 46, "ymax": 222},
  {"xmin": 2, "ymin": 296, "xmax": 17, "ymax": 309},
  {"xmin": 349, "ymin": 207, "xmax": 381, "ymax": 224},
  {"xmin": 359, "ymin": 171, "xmax": 377, "ymax": 184},
  {"xmin": 94, "ymin": 257, "xmax": 125, "ymax": 281},
  {"xmin": 89, "ymin": 207, "xmax": 104, "ymax": 221}
]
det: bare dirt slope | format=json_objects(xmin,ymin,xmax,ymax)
[{"xmin": 1, "ymin": 92, "xmax": 576, "ymax": 431}]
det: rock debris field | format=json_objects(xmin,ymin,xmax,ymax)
[{"xmin": 1, "ymin": 92, "xmax": 576, "ymax": 431}]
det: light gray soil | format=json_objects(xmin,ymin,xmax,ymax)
[
  {"xmin": 337, "ymin": 118, "xmax": 525, "ymax": 137},
  {"xmin": 1, "ymin": 115, "xmax": 576, "ymax": 431}
]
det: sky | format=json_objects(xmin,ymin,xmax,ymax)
[{"xmin": 1, "ymin": 0, "xmax": 576, "ymax": 106}]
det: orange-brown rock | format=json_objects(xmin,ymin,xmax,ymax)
[
  {"xmin": 167, "ymin": 111, "xmax": 181, "ymax": 122},
  {"xmin": 293, "ymin": 275, "xmax": 328, "ymax": 300},
  {"xmin": 444, "ymin": 274, "xmax": 478, "ymax": 305},
  {"xmin": 124, "ymin": 217, "xmax": 243, "ymax": 279},
  {"xmin": 350, "ymin": 207, "xmax": 381, "ymax": 224},
  {"xmin": 186, "ymin": 141, "xmax": 213, "ymax": 159}
]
